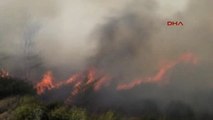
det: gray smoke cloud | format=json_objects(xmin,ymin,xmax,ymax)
[
  {"xmin": 86, "ymin": 0, "xmax": 213, "ymax": 112},
  {"xmin": 0, "ymin": 0, "xmax": 133, "ymax": 79},
  {"xmin": 90, "ymin": 1, "xmax": 159, "ymax": 81},
  {"xmin": 90, "ymin": 0, "xmax": 213, "ymax": 85},
  {"xmin": 0, "ymin": 0, "xmax": 213, "ymax": 112},
  {"xmin": 0, "ymin": 0, "xmax": 59, "ymax": 80}
]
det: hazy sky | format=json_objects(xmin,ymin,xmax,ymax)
[
  {"xmin": 157, "ymin": 0, "xmax": 189, "ymax": 16},
  {"xmin": 0, "ymin": 0, "xmax": 199, "ymax": 70},
  {"xmin": 39, "ymin": 0, "xmax": 190, "ymax": 68}
]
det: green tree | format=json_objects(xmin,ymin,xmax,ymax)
[
  {"xmin": 11, "ymin": 96, "xmax": 47, "ymax": 120},
  {"xmin": 70, "ymin": 107, "xmax": 87, "ymax": 120}
]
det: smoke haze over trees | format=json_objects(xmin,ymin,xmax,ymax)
[{"xmin": 0, "ymin": 0, "xmax": 213, "ymax": 119}]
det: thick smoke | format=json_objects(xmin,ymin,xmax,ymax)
[
  {"xmin": 0, "ymin": 0, "xmax": 213, "ymax": 114},
  {"xmin": 91, "ymin": 1, "xmax": 159, "ymax": 81},
  {"xmin": 89, "ymin": 0, "xmax": 213, "ymax": 87},
  {"xmin": 0, "ymin": 0, "xmax": 133, "ymax": 80},
  {"xmin": 86, "ymin": 0, "xmax": 213, "ymax": 112},
  {"xmin": 0, "ymin": 0, "xmax": 59, "ymax": 80}
]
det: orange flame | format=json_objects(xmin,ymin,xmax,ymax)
[
  {"xmin": 35, "ymin": 68, "xmax": 111, "ymax": 95},
  {"xmin": 69, "ymin": 68, "xmax": 111, "ymax": 96},
  {"xmin": 71, "ymin": 81, "xmax": 83, "ymax": 96},
  {"xmin": 86, "ymin": 68, "xmax": 96, "ymax": 84},
  {"xmin": 35, "ymin": 52, "xmax": 198, "ymax": 95},
  {"xmin": 35, "ymin": 71, "xmax": 55, "ymax": 95},
  {"xmin": 117, "ymin": 52, "xmax": 198, "ymax": 90},
  {"xmin": 94, "ymin": 76, "xmax": 111, "ymax": 91}
]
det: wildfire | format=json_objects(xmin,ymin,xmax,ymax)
[
  {"xmin": 35, "ymin": 68, "xmax": 111, "ymax": 95},
  {"xmin": 35, "ymin": 52, "xmax": 198, "ymax": 96},
  {"xmin": 94, "ymin": 76, "xmax": 111, "ymax": 91},
  {"xmin": 35, "ymin": 71, "xmax": 55, "ymax": 95},
  {"xmin": 117, "ymin": 52, "xmax": 198, "ymax": 90}
]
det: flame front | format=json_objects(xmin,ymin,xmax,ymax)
[
  {"xmin": 35, "ymin": 71, "xmax": 55, "ymax": 95},
  {"xmin": 35, "ymin": 52, "xmax": 198, "ymax": 97},
  {"xmin": 117, "ymin": 52, "xmax": 198, "ymax": 90},
  {"xmin": 35, "ymin": 68, "xmax": 111, "ymax": 95}
]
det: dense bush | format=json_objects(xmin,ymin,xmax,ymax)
[
  {"xmin": 49, "ymin": 106, "xmax": 87, "ymax": 120},
  {"xmin": 11, "ymin": 96, "xmax": 47, "ymax": 120},
  {"xmin": 12, "ymin": 104, "xmax": 46, "ymax": 120},
  {"xmin": 0, "ymin": 96, "xmax": 213, "ymax": 120}
]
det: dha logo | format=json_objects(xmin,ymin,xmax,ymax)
[{"xmin": 167, "ymin": 21, "xmax": 183, "ymax": 26}]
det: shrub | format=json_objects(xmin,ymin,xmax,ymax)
[
  {"xmin": 98, "ymin": 111, "xmax": 120, "ymax": 120},
  {"xmin": 11, "ymin": 96, "xmax": 47, "ymax": 120},
  {"xmin": 49, "ymin": 106, "xmax": 87, "ymax": 120}
]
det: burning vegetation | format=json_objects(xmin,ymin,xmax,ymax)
[
  {"xmin": 35, "ymin": 52, "xmax": 198, "ymax": 97},
  {"xmin": 1, "ymin": 0, "xmax": 213, "ymax": 119},
  {"xmin": 1, "ymin": 52, "xmax": 213, "ymax": 120},
  {"xmin": 117, "ymin": 52, "xmax": 198, "ymax": 90}
]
